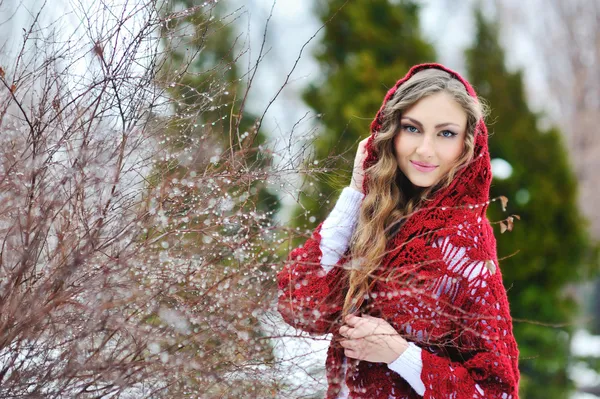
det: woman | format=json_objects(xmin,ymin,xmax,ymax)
[{"xmin": 277, "ymin": 64, "xmax": 520, "ymax": 399}]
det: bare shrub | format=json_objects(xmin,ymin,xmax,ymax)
[{"xmin": 0, "ymin": 0, "xmax": 320, "ymax": 397}]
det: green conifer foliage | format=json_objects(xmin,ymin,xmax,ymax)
[{"xmin": 295, "ymin": 0, "xmax": 435, "ymax": 239}]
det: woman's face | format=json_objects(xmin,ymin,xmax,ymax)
[{"xmin": 393, "ymin": 91, "xmax": 467, "ymax": 188}]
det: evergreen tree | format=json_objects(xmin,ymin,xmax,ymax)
[
  {"xmin": 466, "ymin": 10, "xmax": 593, "ymax": 399},
  {"xmin": 295, "ymin": 0, "xmax": 435, "ymax": 239}
]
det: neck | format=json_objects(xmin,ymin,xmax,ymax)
[{"xmin": 397, "ymin": 173, "xmax": 423, "ymax": 203}]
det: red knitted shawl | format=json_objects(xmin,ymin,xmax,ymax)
[{"xmin": 278, "ymin": 64, "xmax": 520, "ymax": 399}]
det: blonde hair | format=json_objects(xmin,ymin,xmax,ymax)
[{"xmin": 343, "ymin": 68, "xmax": 487, "ymax": 315}]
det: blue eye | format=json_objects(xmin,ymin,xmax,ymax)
[
  {"xmin": 402, "ymin": 125, "xmax": 419, "ymax": 133},
  {"xmin": 440, "ymin": 130, "xmax": 457, "ymax": 138}
]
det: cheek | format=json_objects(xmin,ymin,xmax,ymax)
[
  {"xmin": 393, "ymin": 134, "xmax": 412, "ymax": 158},
  {"xmin": 441, "ymin": 140, "xmax": 465, "ymax": 165}
]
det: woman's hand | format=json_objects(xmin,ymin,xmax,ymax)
[
  {"xmin": 339, "ymin": 314, "xmax": 408, "ymax": 364},
  {"xmin": 350, "ymin": 138, "xmax": 370, "ymax": 194}
]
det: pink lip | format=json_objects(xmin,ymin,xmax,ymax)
[{"xmin": 410, "ymin": 161, "xmax": 438, "ymax": 172}]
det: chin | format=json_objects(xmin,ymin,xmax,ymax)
[
  {"xmin": 413, "ymin": 183, "xmax": 433, "ymax": 188},
  {"xmin": 407, "ymin": 176, "xmax": 436, "ymax": 188},
  {"xmin": 412, "ymin": 177, "xmax": 443, "ymax": 189}
]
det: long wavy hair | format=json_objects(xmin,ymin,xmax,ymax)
[{"xmin": 343, "ymin": 69, "xmax": 488, "ymax": 315}]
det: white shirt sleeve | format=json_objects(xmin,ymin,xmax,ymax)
[
  {"xmin": 387, "ymin": 342, "xmax": 425, "ymax": 395},
  {"xmin": 319, "ymin": 187, "xmax": 364, "ymax": 273}
]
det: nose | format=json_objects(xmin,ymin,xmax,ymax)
[{"xmin": 415, "ymin": 134, "xmax": 434, "ymax": 159}]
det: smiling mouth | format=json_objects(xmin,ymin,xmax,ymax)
[{"xmin": 410, "ymin": 161, "xmax": 438, "ymax": 172}]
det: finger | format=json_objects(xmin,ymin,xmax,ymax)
[
  {"xmin": 344, "ymin": 348, "xmax": 358, "ymax": 359},
  {"xmin": 360, "ymin": 315, "xmax": 385, "ymax": 330},
  {"xmin": 339, "ymin": 339, "xmax": 354, "ymax": 349},
  {"xmin": 361, "ymin": 314, "xmax": 383, "ymax": 323},
  {"xmin": 360, "ymin": 142, "xmax": 368, "ymax": 155},
  {"xmin": 361, "ymin": 138, "xmax": 370, "ymax": 151},
  {"xmin": 339, "ymin": 326, "xmax": 346, "ymax": 338},
  {"xmin": 339, "ymin": 325, "xmax": 351, "ymax": 338},
  {"xmin": 344, "ymin": 314, "xmax": 362, "ymax": 326}
]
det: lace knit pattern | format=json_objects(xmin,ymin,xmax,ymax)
[{"xmin": 277, "ymin": 64, "xmax": 520, "ymax": 399}]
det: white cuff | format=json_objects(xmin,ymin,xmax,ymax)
[
  {"xmin": 319, "ymin": 187, "xmax": 364, "ymax": 273},
  {"xmin": 387, "ymin": 342, "xmax": 425, "ymax": 396}
]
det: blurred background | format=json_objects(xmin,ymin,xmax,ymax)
[
  {"xmin": 0, "ymin": 0, "xmax": 599, "ymax": 398},
  {"xmin": 229, "ymin": 1, "xmax": 600, "ymax": 396}
]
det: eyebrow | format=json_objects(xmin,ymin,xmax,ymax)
[{"xmin": 401, "ymin": 116, "xmax": 461, "ymax": 130}]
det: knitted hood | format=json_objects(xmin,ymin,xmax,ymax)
[
  {"xmin": 363, "ymin": 63, "xmax": 491, "ymax": 212},
  {"xmin": 361, "ymin": 63, "xmax": 493, "ymax": 249}
]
